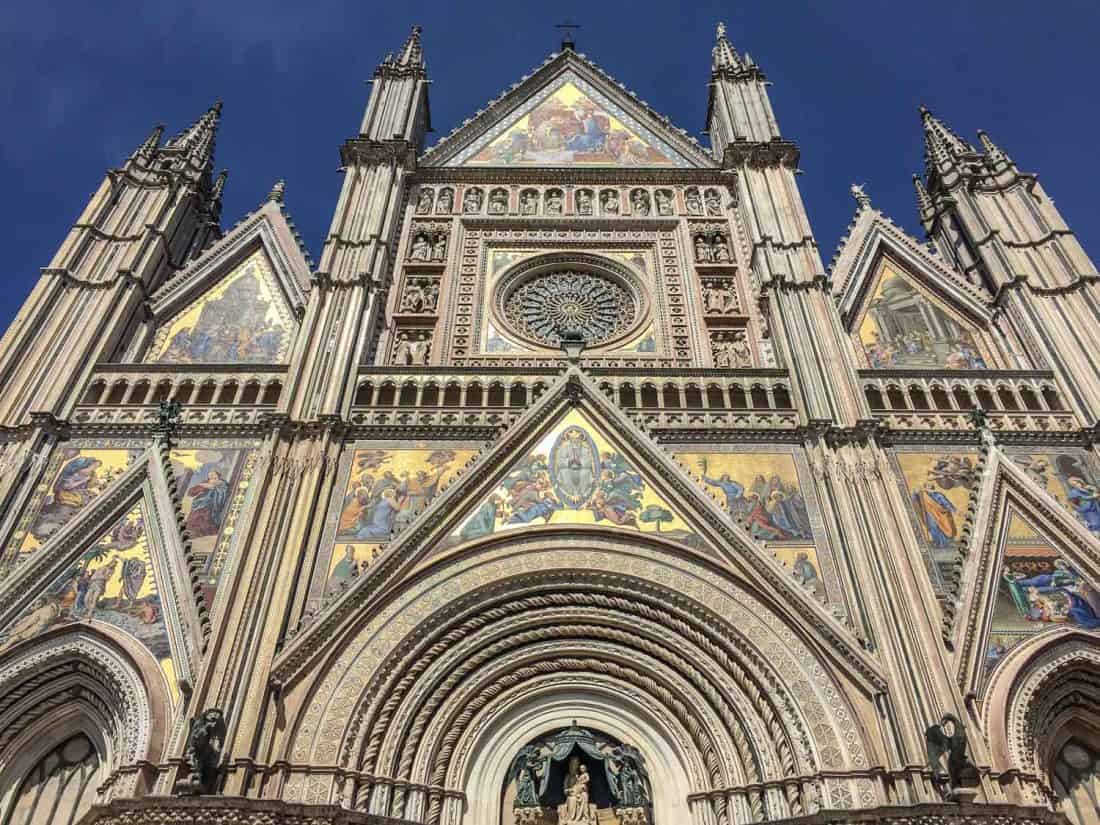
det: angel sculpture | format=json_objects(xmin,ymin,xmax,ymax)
[
  {"xmin": 176, "ymin": 708, "xmax": 227, "ymax": 794},
  {"xmin": 925, "ymin": 713, "xmax": 978, "ymax": 799},
  {"xmin": 507, "ymin": 745, "xmax": 543, "ymax": 809},
  {"xmin": 609, "ymin": 744, "xmax": 650, "ymax": 808}
]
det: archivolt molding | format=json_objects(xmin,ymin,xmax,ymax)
[
  {"xmin": 282, "ymin": 535, "xmax": 871, "ymax": 817},
  {"xmin": 0, "ymin": 626, "xmax": 164, "ymax": 799},
  {"xmin": 982, "ymin": 634, "xmax": 1100, "ymax": 805}
]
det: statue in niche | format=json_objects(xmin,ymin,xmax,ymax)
[
  {"xmin": 685, "ymin": 187, "xmax": 703, "ymax": 215},
  {"xmin": 393, "ymin": 332, "xmax": 412, "ymax": 364},
  {"xmin": 703, "ymin": 280, "xmax": 737, "ymax": 314},
  {"xmin": 559, "ymin": 757, "xmax": 597, "ymax": 825},
  {"xmin": 521, "ymin": 190, "xmax": 539, "ymax": 215},
  {"xmin": 609, "ymin": 744, "xmax": 650, "ymax": 808},
  {"xmin": 431, "ymin": 232, "xmax": 447, "ymax": 262},
  {"xmin": 409, "ymin": 233, "xmax": 431, "ymax": 261},
  {"xmin": 713, "ymin": 233, "xmax": 730, "ymax": 263},
  {"xmin": 926, "ymin": 714, "xmax": 979, "ymax": 801},
  {"xmin": 508, "ymin": 745, "xmax": 543, "ymax": 811},
  {"xmin": 575, "ymin": 189, "xmax": 593, "ymax": 216},
  {"xmin": 423, "ymin": 281, "xmax": 439, "ymax": 312},
  {"xmin": 713, "ymin": 331, "xmax": 751, "ymax": 368},
  {"xmin": 704, "ymin": 187, "xmax": 723, "ymax": 215},
  {"xmin": 409, "ymin": 332, "xmax": 430, "ymax": 365},
  {"xmin": 600, "ymin": 190, "xmax": 619, "ymax": 215},
  {"xmin": 415, "ymin": 188, "xmax": 433, "ymax": 215},
  {"xmin": 463, "ymin": 187, "xmax": 483, "ymax": 214},
  {"xmin": 436, "ymin": 188, "xmax": 454, "ymax": 214},
  {"xmin": 694, "ymin": 234, "xmax": 712, "ymax": 263},
  {"xmin": 400, "ymin": 278, "xmax": 439, "ymax": 313},
  {"xmin": 630, "ymin": 189, "xmax": 650, "ymax": 216},
  {"xmin": 545, "ymin": 190, "xmax": 563, "ymax": 215},
  {"xmin": 655, "ymin": 189, "xmax": 673, "ymax": 216},
  {"xmin": 488, "ymin": 189, "xmax": 508, "ymax": 214}
]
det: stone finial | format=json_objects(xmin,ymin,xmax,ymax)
[
  {"xmin": 849, "ymin": 183, "xmax": 871, "ymax": 209},
  {"xmin": 397, "ymin": 25, "xmax": 424, "ymax": 67},
  {"xmin": 165, "ymin": 101, "xmax": 222, "ymax": 169},
  {"xmin": 712, "ymin": 21, "xmax": 741, "ymax": 70},
  {"xmin": 920, "ymin": 105, "xmax": 975, "ymax": 176},
  {"xmin": 912, "ymin": 173, "xmax": 933, "ymax": 215},
  {"xmin": 976, "ymin": 129, "xmax": 1011, "ymax": 165},
  {"xmin": 211, "ymin": 169, "xmax": 228, "ymax": 202},
  {"xmin": 267, "ymin": 179, "xmax": 286, "ymax": 203},
  {"xmin": 135, "ymin": 124, "xmax": 165, "ymax": 160}
]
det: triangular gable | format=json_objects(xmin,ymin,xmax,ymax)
[
  {"xmin": 831, "ymin": 205, "xmax": 991, "ymax": 330},
  {"xmin": 421, "ymin": 52, "xmax": 714, "ymax": 169},
  {"xmin": 948, "ymin": 449, "xmax": 1100, "ymax": 699},
  {"xmin": 0, "ymin": 445, "xmax": 208, "ymax": 704},
  {"xmin": 145, "ymin": 199, "xmax": 310, "ymax": 365},
  {"xmin": 848, "ymin": 252, "xmax": 992, "ymax": 371},
  {"xmin": 441, "ymin": 408, "xmax": 697, "ymax": 550},
  {"xmin": 274, "ymin": 367, "xmax": 884, "ymax": 693}
]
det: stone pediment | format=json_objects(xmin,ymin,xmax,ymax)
[{"xmin": 420, "ymin": 52, "xmax": 715, "ymax": 169}]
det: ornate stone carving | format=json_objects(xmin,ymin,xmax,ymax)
[
  {"xmin": 630, "ymin": 188, "xmax": 650, "ymax": 216},
  {"xmin": 702, "ymin": 278, "xmax": 740, "ymax": 315},
  {"xmin": 684, "ymin": 186, "xmax": 703, "ymax": 215},
  {"xmin": 488, "ymin": 187, "xmax": 509, "ymax": 214},
  {"xmin": 415, "ymin": 187, "xmax": 433, "ymax": 215},
  {"xmin": 654, "ymin": 189, "xmax": 673, "ymax": 216},
  {"xmin": 501, "ymin": 270, "xmax": 637, "ymax": 348},
  {"xmin": 600, "ymin": 189, "xmax": 619, "ymax": 215},
  {"xmin": 520, "ymin": 189, "xmax": 539, "ymax": 215},
  {"xmin": 174, "ymin": 708, "xmax": 227, "ymax": 795},
  {"xmin": 575, "ymin": 189, "xmax": 594, "ymax": 216},
  {"xmin": 545, "ymin": 189, "xmax": 563, "ymax": 215},
  {"xmin": 399, "ymin": 276, "xmax": 440, "ymax": 314},
  {"xmin": 925, "ymin": 713, "xmax": 979, "ymax": 802},
  {"xmin": 711, "ymin": 329, "xmax": 752, "ymax": 368},
  {"xmin": 693, "ymin": 229, "xmax": 732, "ymax": 263},
  {"xmin": 392, "ymin": 330, "xmax": 431, "ymax": 365},
  {"xmin": 436, "ymin": 187, "xmax": 454, "ymax": 214},
  {"xmin": 407, "ymin": 224, "xmax": 448, "ymax": 262},
  {"xmin": 463, "ymin": 187, "xmax": 483, "ymax": 214},
  {"xmin": 704, "ymin": 187, "xmax": 723, "ymax": 215}
]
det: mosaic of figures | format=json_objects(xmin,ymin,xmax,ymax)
[
  {"xmin": 0, "ymin": 505, "xmax": 179, "ymax": 698},
  {"xmin": 447, "ymin": 411, "xmax": 696, "ymax": 551},
  {"xmin": 482, "ymin": 249, "xmax": 657, "ymax": 356},
  {"xmin": 984, "ymin": 513, "xmax": 1100, "ymax": 680},
  {"xmin": 675, "ymin": 450, "xmax": 813, "ymax": 542},
  {"xmin": 170, "ymin": 447, "xmax": 258, "ymax": 605},
  {"xmin": 4, "ymin": 447, "xmax": 140, "ymax": 571},
  {"xmin": 147, "ymin": 250, "xmax": 294, "ymax": 364},
  {"xmin": 894, "ymin": 450, "xmax": 978, "ymax": 592},
  {"xmin": 465, "ymin": 81, "xmax": 674, "ymax": 166},
  {"xmin": 1010, "ymin": 451, "xmax": 1100, "ymax": 537},
  {"xmin": 318, "ymin": 446, "xmax": 479, "ymax": 596},
  {"xmin": 859, "ymin": 265, "xmax": 987, "ymax": 370},
  {"xmin": 412, "ymin": 184, "xmax": 725, "ymax": 218}
]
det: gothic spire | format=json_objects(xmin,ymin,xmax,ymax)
[
  {"xmin": 976, "ymin": 129, "xmax": 1012, "ymax": 166},
  {"xmin": 712, "ymin": 21, "xmax": 742, "ymax": 70},
  {"xmin": 134, "ymin": 124, "xmax": 165, "ymax": 161},
  {"xmin": 211, "ymin": 169, "xmax": 229, "ymax": 203},
  {"xmin": 920, "ymin": 105, "xmax": 974, "ymax": 176},
  {"xmin": 381, "ymin": 25, "xmax": 424, "ymax": 71},
  {"xmin": 166, "ymin": 101, "xmax": 222, "ymax": 169}
]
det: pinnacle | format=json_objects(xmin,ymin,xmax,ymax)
[
  {"xmin": 394, "ymin": 24, "xmax": 424, "ymax": 68},
  {"xmin": 165, "ymin": 100, "xmax": 223, "ymax": 169},
  {"xmin": 267, "ymin": 179, "xmax": 286, "ymax": 203},
  {"xmin": 712, "ymin": 20, "xmax": 742, "ymax": 71}
]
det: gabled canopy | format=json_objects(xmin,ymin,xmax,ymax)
[{"xmin": 420, "ymin": 50, "xmax": 715, "ymax": 169}]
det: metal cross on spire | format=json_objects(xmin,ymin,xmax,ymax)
[{"xmin": 555, "ymin": 21, "xmax": 580, "ymax": 51}]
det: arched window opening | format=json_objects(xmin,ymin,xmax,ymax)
[
  {"xmin": 5, "ymin": 732, "xmax": 101, "ymax": 825},
  {"xmin": 931, "ymin": 386, "xmax": 951, "ymax": 409},
  {"xmin": 1043, "ymin": 386, "xmax": 1063, "ymax": 411},
  {"xmin": 1052, "ymin": 738, "xmax": 1100, "ymax": 825},
  {"xmin": 618, "ymin": 385, "xmax": 636, "ymax": 407},
  {"xmin": 195, "ymin": 382, "xmax": 217, "ymax": 405},
  {"xmin": 997, "ymin": 386, "xmax": 1019, "ymax": 411},
  {"xmin": 772, "ymin": 385, "xmax": 792, "ymax": 409},
  {"xmin": 465, "ymin": 384, "xmax": 483, "ymax": 407},
  {"xmin": 1019, "ymin": 386, "xmax": 1042, "ymax": 411},
  {"xmin": 151, "ymin": 381, "xmax": 173, "ymax": 404},
  {"xmin": 661, "ymin": 385, "xmax": 681, "ymax": 409},
  {"xmin": 105, "ymin": 382, "xmax": 128, "ymax": 405},
  {"xmin": 509, "ymin": 385, "xmax": 526, "ymax": 407},
  {"xmin": 398, "ymin": 383, "xmax": 417, "ymax": 406},
  {"xmin": 82, "ymin": 381, "xmax": 106, "ymax": 405},
  {"xmin": 705, "ymin": 385, "xmax": 725, "ymax": 408},
  {"xmin": 421, "ymin": 384, "xmax": 440, "ymax": 406},
  {"xmin": 886, "ymin": 386, "xmax": 907, "ymax": 410},
  {"xmin": 729, "ymin": 385, "xmax": 748, "ymax": 409},
  {"xmin": 908, "ymin": 386, "xmax": 930, "ymax": 410},
  {"xmin": 749, "ymin": 385, "xmax": 770, "ymax": 409},
  {"xmin": 639, "ymin": 385, "xmax": 659, "ymax": 409},
  {"xmin": 442, "ymin": 384, "xmax": 461, "ymax": 407},
  {"xmin": 487, "ymin": 384, "xmax": 506, "ymax": 407},
  {"xmin": 684, "ymin": 385, "xmax": 704, "ymax": 409},
  {"xmin": 975, "ymin": 386, "xmax": 997, "ymax": 410},
  {"xmin": 865, "ymin": 386, "xmax": 886, "ymax": 410},
  {"xmin": 239, "ymin": 382, "xmax": 261, "ymax": 405},
  {"xmin": 953, "ymin": 386, "xmax": 975, "ymax": 410},
  {"xmin": 173, "ymin": 382, "xmax": 194, "ymax": 404},
  {"xmin": 261, "ymin": 381, "xmax": 282, "ymax": 405},
  {"xmin": 217, "ymin": 381, "xmax": 239, "ymax": 405},
  {"xmin": 127, "ymin": 381, "xmax": 151, "ymax": 405}
]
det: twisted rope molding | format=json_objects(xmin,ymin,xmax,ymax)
[{"xmin": 345, "ymin": 580, "xmax": 816, "ymax": 782}]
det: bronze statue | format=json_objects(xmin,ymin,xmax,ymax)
[
  {"xmin": 925, "ymin": 713, "xmax": 978, "ymax": 799},
  {"xmin": 175, "ymin": 708, "xmax": 226, "ymax": 795}
]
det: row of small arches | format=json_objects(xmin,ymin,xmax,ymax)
[
  {"xmin": 864, "ymin": 382, "xmax": 1063, "ymax": 413},
  {"xmin": 82, "ymin": 377, "xmax": 283, "ymax": 407},
  {"xmin": 353, "ymin": 378, "xmax": 793, "ymax": 411}
]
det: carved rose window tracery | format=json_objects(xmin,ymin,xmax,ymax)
[{"xmin": 502, "ymin": 270, "xmax": 636, "ymax": 348}]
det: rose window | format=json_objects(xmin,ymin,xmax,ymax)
[{"xmin": 501, "ymin": 270, "xmax": 638, "ymax": 348}]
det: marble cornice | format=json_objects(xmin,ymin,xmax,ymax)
[
  {"xmin": 340, "ymin": 137, "xmax": 418, "ymax": 168},
  {"xmin": 722, "ymin": 138, "xmax": 801, "ymax": 170}
]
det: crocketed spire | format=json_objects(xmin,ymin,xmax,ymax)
[
  {"xmin": 395, "ymin": 25, "xmax": 424, "ymax": 68},
  {"xmin": 920, "ymin": 105, "xmax": 974, "ymax": 177},
  {"xmin": 912, "ymin": 173, "xmax": 933, "ymax": 215},
  {"xmin": 976, "ymin": 129, "xmax": 1012, "ymax": 166},
  {"xmin": 166, "ymin": 101, "xmax": 222, "ymax": 169},
  {"xmin": 712, "ymin": 22, "xmax": 742, "ymax": 71}
]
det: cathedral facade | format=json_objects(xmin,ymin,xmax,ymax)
[{"xmin": 2, "ymin": 22, "xmax": 1100, "ymax": 825}]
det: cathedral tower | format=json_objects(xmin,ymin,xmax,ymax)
[{"xmin": 0, "ymin": 21, "xmax": 1098, "ymax": 825}]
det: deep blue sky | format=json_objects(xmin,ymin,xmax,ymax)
[{"xmin": 2, "ymin": 1, "xmax": 1098, "ymax": 332}]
